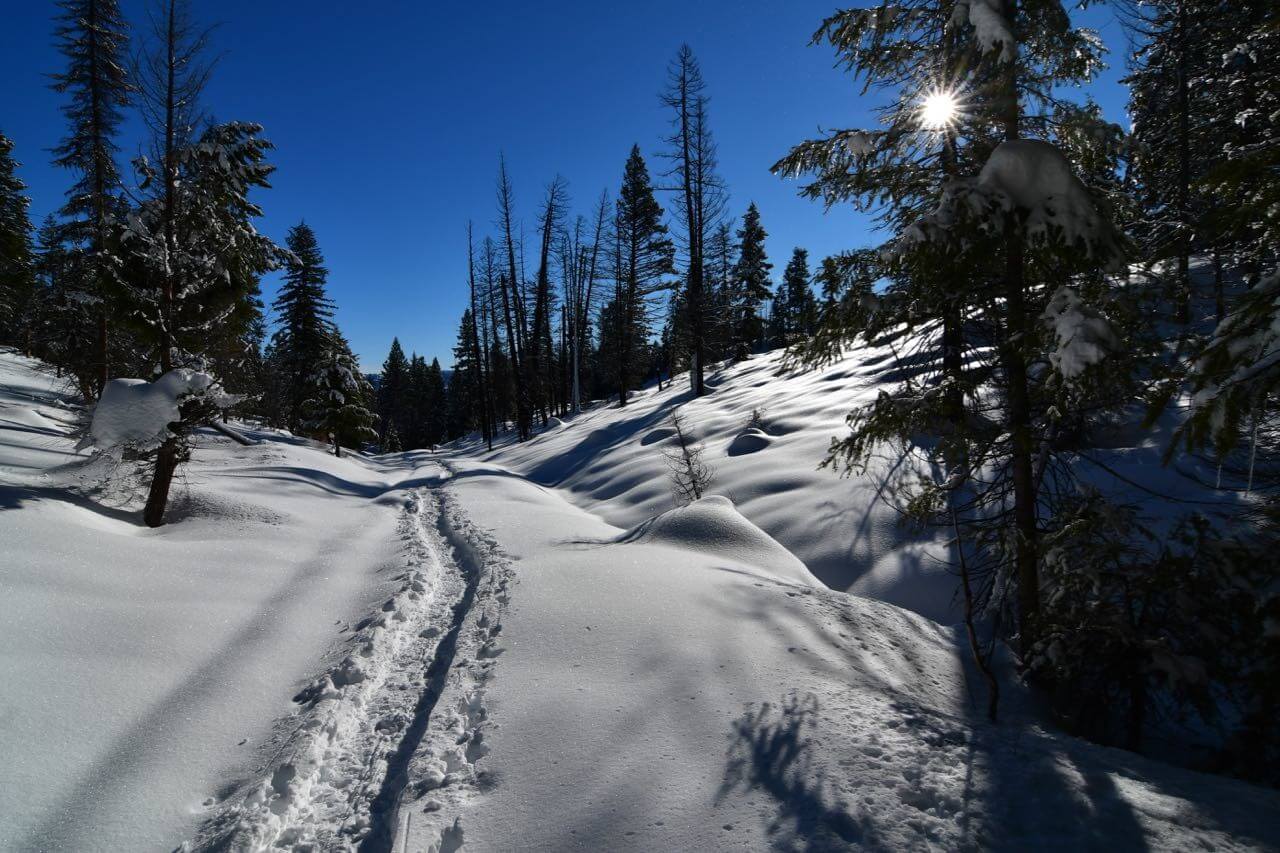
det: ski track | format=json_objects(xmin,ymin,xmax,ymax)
[{"xmin": 188, "ymin": 472, "xmax": 514, "ymax": 852}]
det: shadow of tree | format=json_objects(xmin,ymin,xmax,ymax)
[{"xmin": 718, "ymin": 692, "xmax": 872, "ymax": 852}]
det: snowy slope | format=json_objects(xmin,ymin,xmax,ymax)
[
  {"xmin": 394, "ymin": 457, "xmax": 1280, "ymax": 852},
  {"xmin": 470, "ymin": 348, "xmax": 965, "ymax": 622},
  {"xmin": 0, "ymin": 350, "xmax": 445, "ymax": 850},
  {"xmin": 3, "ymin": 348, "xmax": 1278, "ymax": 853}
]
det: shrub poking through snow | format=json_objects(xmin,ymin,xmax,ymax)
[{"xmin": 661, "ymin": 408, "xmax": 714, "ymax": 506}]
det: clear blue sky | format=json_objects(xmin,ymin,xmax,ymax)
[{"xmin": 0, "ymin": 1, "xmax": 1128, "ymax": 369}]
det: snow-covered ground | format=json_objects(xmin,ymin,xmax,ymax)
[{"xmin": 2, "ymin": 347, "xmax": 1278, "ymax": 852}]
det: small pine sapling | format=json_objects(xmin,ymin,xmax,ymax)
[{"xmin": 661, "ymin": 408, "xmax": 714, "ymax": 506}]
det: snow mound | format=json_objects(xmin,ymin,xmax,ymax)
[
  {"xmin": 80, "ymin": 369, "xmax": 235, "ymax": 453},
  {"xmin": 725, "ymin": 427, "xmax": 773, "ymax": 456},
  {"xmin": 954, "ymin": 0, "xmax": 1016, "ymax": 63},
  {"xmin": 617, "ymin": 495, "xmax": 818, "ymax": 586}
]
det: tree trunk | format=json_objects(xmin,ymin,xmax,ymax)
[
  {"xmin": 1174, "ymin": 0, "xmax": 1192, "ymax": 325},
  {"xmin": 998, "ymin": 1, "xmax": 1039, "ymax": 655},
  {"xmin": 144, "ymin": 438, "xmax": 180, "ymax": 528}
]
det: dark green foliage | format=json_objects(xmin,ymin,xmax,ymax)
[
  {"xmin": 271, "ymin": 222, "xmax": 336, "ymax": 428},
  {"xmin": 378, "ymin": 338, "xmax": 410, "ymax": 445},
  {"xmin": 301, "ymin": 337, "xmax": 377, "ymax": 456},
  {"xmin": 731, "ymin": 203, "xmax": 771, "ymax": 357},
  {"xmin": 0, "ymin": 133, "xmax": 37, "ymax": 350}
]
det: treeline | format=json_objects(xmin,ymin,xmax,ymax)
[
  {"xmin": 0, "ymin": 0, "xmax": 375, "ymax": 524},
  {"xmin": 769, "ymin": 0, "xmax": 1278, "ymax": 778},
  {"xmin": 385, "ymin": 47, "xmax": 821, "ymax": 450}
]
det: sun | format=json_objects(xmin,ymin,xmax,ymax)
[{"xmin": 919, "ymin": 89, "xmax": 961, "ymax": 131}]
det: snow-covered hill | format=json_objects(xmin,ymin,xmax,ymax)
[{"xmin": 1, "ymin": 348, "xmax": 1277, "ymax": 852}]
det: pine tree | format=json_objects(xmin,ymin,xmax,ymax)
[
  {"xmin": 732, "ymin": 203, "xmax": 772, "ymax": 357},
  {"xmin": 612, "ymin": 145, "xmax": 675, "ymax": 405},
  {"xmin": 302, "ymin": 337, "xmax": 377, "ymax": 457},
  {"xmin": 271, "ymin": 222, "xmax": 336, "ymax": 430},
  {"xmin": 0, "ymin": 132, "xmax": 37, "ymax": 352},
  {"xmin": 775, "ymin": 0, "xmax": 1117, "ymax": 708},
  {"xmin": 782, "ymin": 247, "xmax": 818, "ymax": 342},
  {"xmin": 378, "ymin": 338, "xmax": 410, "ymax": 446},
  {"xmin": 424, "ymin": 357, "xmax": 448, "ymax": 445},
  {"xmin": 448, "ymin": 309, "xmax": 485, "ymax": 439},
  {"xmin": 50, "ymin": 0, "xmax": 131, "ymax": 395},
  {"xmin": 661, "ymin": 45, "xmax": 726, "ymax": 396}
]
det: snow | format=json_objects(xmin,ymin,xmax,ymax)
[
  {"xmin": 954, "ymin": 0, "xmax": 1016, "ymax": 63},
  {"xmin": 3, "ymin": 346, "xmax": 1279, "ymax": 852},
  {"xmin": 80, "ymin": 368, "xmax": 235, "ymax": 453},
  {"xmin": 1042, "ymin": 285, "xmax": 1119, "ymax": 380},
  {"xmin": 903, "ymin": 139, "xmax": 1121, "ymax": 264}
]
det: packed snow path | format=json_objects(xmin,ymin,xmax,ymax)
[{"xmin": 190, "ymin": 483, "xmax": 513, "ymax": 851}]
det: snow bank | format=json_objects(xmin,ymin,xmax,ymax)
[
  {"xmin": 80, "ymin": 368, "xmax": 235, "ymax": 453},
  {"xmin": 617, "ymin": 494, "xmax": 819, "ymax": 586}
]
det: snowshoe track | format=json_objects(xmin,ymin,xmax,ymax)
[{"xmin": 188, "ymin": 482, "xmax": 514, "ymax": 852}]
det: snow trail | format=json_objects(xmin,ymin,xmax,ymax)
[{"xmin": 188, "ymin": 477, "xmax": 513, "ymax": 852}]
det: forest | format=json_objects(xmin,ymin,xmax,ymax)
[{"xmin": 1, "ymin": 0, "xmax": 1279, "ymax": 849}]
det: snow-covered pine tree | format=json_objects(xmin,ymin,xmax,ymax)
[
  {"xmin": 776, "ymin": 0, "xmax": 1118, "ymax": 684},
  {"xmin": 271, "ymin": 222, "xmax": 337, "ymax": 430},
  {"xmin": 301, "ymin": 337, "xmax": 377, "ymax": 457},
  {"xmin": 50, "ymin": 0, "xmax": 131, "ymax": 395},
  {"xmin": 731, "ymin": 202, "xmax": 772, "ymax": 358},
  {"xmin": 611, "ymin": 145, "xmax": 675, "ymax": 406},
  {"xmin": 123, "ymin": 122, "xmax": 278, "ymax": 370},
  {"xmin": 0, "ymin": 132, "xmax": 37, "ymax": 353}
]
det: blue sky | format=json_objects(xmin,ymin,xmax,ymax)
[{"xmin": 0, "ymin": 1, "xmax": 1127, "ymax": 369}]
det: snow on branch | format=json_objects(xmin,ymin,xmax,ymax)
[
  {"xmin": 79, "ymin": 369, "xmax": 238, "ymax": 455},
  {"xmin": 900, "ymin": 139, "xmax": 1123, "ymax": 264},
  {"xmin": 1042, "ymin": 286, "xmax": 1118, "ymax": 381},
  {"xmin": 952, "ymin": 0, "xmax": 1016, "ymax": 63}
]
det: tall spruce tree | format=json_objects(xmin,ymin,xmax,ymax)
[
  {"xmin": 378, "ymin": 337, "xmax": 410, "ymax": 445},
  {"xmin": 0, "ymin": 132, "xmax": 37, "ymax": 352},
  {"xmin": 732, "ymin": 203, "xmax": 772, "ymax": 357},
  {"xmin": 272, "ymin": 222, "xmax": 336, "ymax": 430},
  {"xmin": 50, "ymin": 0, "xmax": 131, "ymax": 395},
  {"xmin": 775, "ymin": 0, "xmax": 1117, "ymax": 717},
  {"xmin": 612, "ymin": 145, "xmax": 674, "ymax": 405}
]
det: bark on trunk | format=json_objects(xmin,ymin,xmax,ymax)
[{"xmin": 144, "ymin": 438, "xmax": 180, "ymax": 528}]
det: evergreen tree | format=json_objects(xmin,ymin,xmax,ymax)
[
  {"xmin": 271, "ymin": 222, "xmax": 336, "ymax": 429},
  {"xmin": 448, "ymin": 309, "xmax": 485, "ymax": 439},
  {"xmin": 50, "ymin": 0, "xmax": 131, "ymax": 395},
  {"xmin": 0, "ymin": 132, "xmax": 37, "ymax": 352},
  {"xmin": 301, "ymin": 337, "xmax": 377, "ymax": 457},
  {"xmin": 779, "ymin": 247, "xmax": 817, "ymax": 343},
  {"xmin": 775, "ymin": 0, "xmax": 1118, "ymax": 716},
  {"xmin": 378, "ymin": 337, "xmax": 410, "ymax": 445},
  {"xmin": 612, "ymin": 145, "xmax": 674, "ymax": 405},
  {"xmin": 732, "ymin": 203, "xmax": 772, "ymax": 357},
  {"xmin": 424, "ymin": 357, "xmax": 448, "ymax": 445}
]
